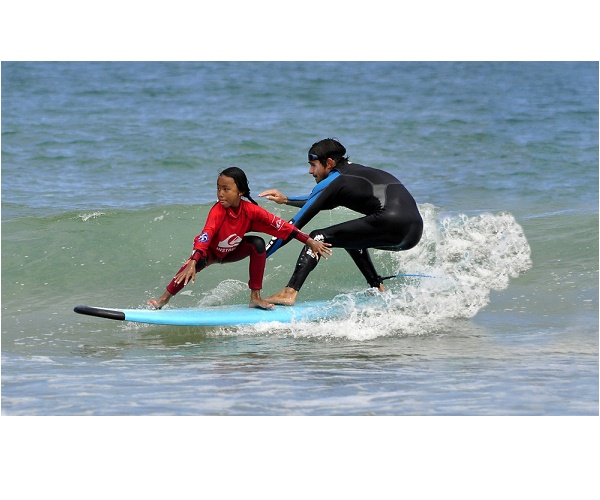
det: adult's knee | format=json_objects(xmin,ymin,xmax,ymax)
[{"xmin": 308, "ymin": 229, "xmax": 332, "ymax": 244}]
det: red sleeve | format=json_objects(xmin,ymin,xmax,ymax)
[
  {"xmin": 246, "ymin": 203, "xmax": 310, "ymax": 242},
  {"xmin": 191, "ymin": 203, "xmax": 226, "ymax": 260},
  {"xmin": 293, "ymin": 230, "xmax": 310, "ymax": 243}
]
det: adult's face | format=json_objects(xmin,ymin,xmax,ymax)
[{"xmin": 308, "ymin": 159, "xmax": 334, "ymax": 184}]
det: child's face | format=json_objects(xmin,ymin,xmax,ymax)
[{"xmin": 217, "ymin": 175, "xmax": 242, "ymax": 209}]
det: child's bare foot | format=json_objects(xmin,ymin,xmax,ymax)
[
  {"xmin": 265, "ymin": 287, "xmax": 298, "ymax": 306},
  {"xmin": 249, "ymin": 290, "xmax": 275, "ymax": 310},
  {"xmin": 249, "ymin": 299, "xmax": 275, "ymax": 310},
  {"xmin": 147, "ymin": 291, "xmax": 173, "ymax": 309}
]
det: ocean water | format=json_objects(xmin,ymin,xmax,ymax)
[{"xmin": 1, "ymin": 62, "xmax": 598, "ymax": 418}]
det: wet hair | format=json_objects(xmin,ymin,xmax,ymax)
[
  {"xmin": 308, "ymin": 138, "xmax": 349, "ymax": 165},
  {"xmin": 218, "ymin": 166, "xmax": 258, "ymax": 205}
]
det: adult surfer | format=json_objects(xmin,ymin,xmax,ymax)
[{"xmin": 259, "ymin": 138, "xmax": 423, "ymax": 306}]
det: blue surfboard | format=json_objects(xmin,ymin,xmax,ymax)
[{"xmin": 74, "ymin": 300, "xmax": 344, "ymax": 327}]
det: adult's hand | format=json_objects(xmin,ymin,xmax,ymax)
[{"xmin": 258, "ymin": 189, "xmax": 288, "ymax": 205}]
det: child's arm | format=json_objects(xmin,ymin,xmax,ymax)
[
  {"xmin": 176, "ymin": 203, "xmax": 223, "ymax": 285},
  {"xmin": 249, "ymin": 203, "xmax": 331, "ymax": 258},
  {"xmin": 173, "ymin": 258, "xmax": 198, "ymax": 286}
]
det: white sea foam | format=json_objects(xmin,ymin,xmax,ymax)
[
  {"xmin": 241, "ymin": 204, "xmax": 532, "ymax": 340},
  {"xmin": 77, "ymin": 211, "xmax": 106, "ymax": 222},
  {"xmin": 197, "ymin": 279, "xmax": 248, "ymax": 306}
]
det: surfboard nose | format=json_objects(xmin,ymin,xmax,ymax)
[{"xmin": 74, "ymin": 305, "xmax": 126, "ymax": 321}]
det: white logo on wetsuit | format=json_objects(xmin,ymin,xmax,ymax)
[
  {"xmin": 307, "ymin": 234, "xmax": 325, "ymax": 259},
  {"xmin": 217, "ymin": 234, "xmax": 243, "ymax": 252}
]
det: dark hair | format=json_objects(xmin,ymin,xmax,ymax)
[
  {"xmin": 308, "ymin": 138, "xmax": 349, "ymax": 165},
  {"xmin": 218, "ymin": 167, "xmax": 258, "ymax": 205}
]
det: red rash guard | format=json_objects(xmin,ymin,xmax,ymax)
[
  {"xmin": 164, "ymin": 200, "xmax": 310, "ymax": 296},
  {"xmin": 190, "ymin": 200, "xmax": 309, "ymax": 262}
]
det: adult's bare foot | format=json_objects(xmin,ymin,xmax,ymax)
[
  {"xmin": 265, "ymin": 287, "xmax": 298, "ymax": 306},
  {"xmin": 366, "ymin": 284, "xmax": 386, "ymax": 296}
]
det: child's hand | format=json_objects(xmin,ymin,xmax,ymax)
[
  {"xmin": 308, "ymin": 238, "xmax": 333, "ymax": 259},
  {"xmin": 174, "ymin": 259, "xmax": 197, "ymax": 286}
]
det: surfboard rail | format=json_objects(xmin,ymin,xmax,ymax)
[{"xmin": 74, "ymin": 300, "xmax": 341, "ymax": 327}]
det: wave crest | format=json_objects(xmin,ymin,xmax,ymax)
[{"xmin": 242, "ymin": 204, "xmax": 533, "ymax": 339}]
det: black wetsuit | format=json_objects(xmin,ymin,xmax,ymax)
[{"xmin": 283, "ymin": 161, "xmax": 423, "ymax": 290}]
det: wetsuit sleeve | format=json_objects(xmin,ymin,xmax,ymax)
[
  {"xmin": 265, "ymin": 171, "xmax": 342, "ymax": 257},
  {"xmin": 191, "ymin": 203, "xmax": 225, "ymax": 261},
  {"xmin": 286, "ymin": 196, "xmax": 308, "ymax": 208},
  {"xmin": 291, "ymin": 230, "xmax": 310, "ymax": 243},
  {"xmin": 289, "ymin": 174, "xmax": 341, "ymax": 230}
]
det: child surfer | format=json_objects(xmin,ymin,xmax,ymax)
[{"xmin": 148, "ymin": 167, "xmax": 332, "ymax": 310}]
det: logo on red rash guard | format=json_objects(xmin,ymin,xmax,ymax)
[
  {"xmin": 217, "ymin": 234, "xmax": 243, "ymax": 252},
  {"xmin": 270, "ymin": 215, "xmax": 284, "ymax": 230},
  {"xmin": 196, "ymin": 232, "xmax": 209, "ymax": 244}
]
